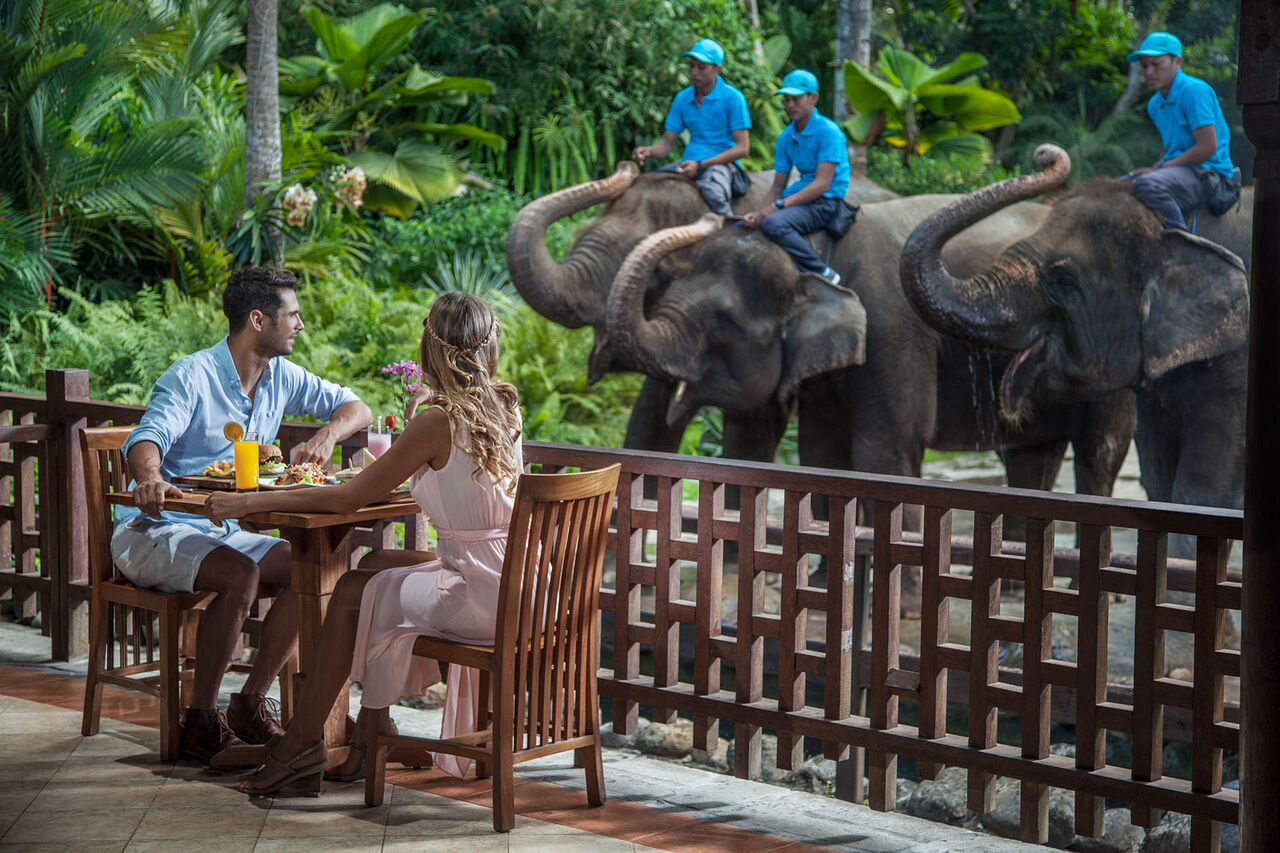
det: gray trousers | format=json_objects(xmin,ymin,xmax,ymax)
[
  {"xmin": 1119, "ymin": 165, "xmax": 1209, "ymax": 231},
  {"xmin": 659, "ymin": 162, "xmax": 735, "ymax": 215}
]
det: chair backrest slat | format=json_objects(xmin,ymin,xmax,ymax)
[
  {"xmin": 494, "ymin": 464, "xmax": 620, "ymax": 753},
  {"xmin": 79, "ymin": 427, "xmax": 134, "ymax": 589}
]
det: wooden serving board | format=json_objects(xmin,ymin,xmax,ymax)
[{"xmin": 173, "ymin": 475, "xmax": 239, "ymax": 491}]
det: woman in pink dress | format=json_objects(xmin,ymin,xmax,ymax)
[{"xmin": 205, "ymin": 292, "xmax": 523, "ymax": 796}]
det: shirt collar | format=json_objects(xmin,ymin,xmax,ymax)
[
  {"xmin": 692, "ymin": 76, "xmax": 724, "ymax": 102},
  {"xmin": 1158, "ymin": 69, "xmax": 1187, "ymax": 105},
  {"xmin": 793, "ymin": 109, "xmax": 825, "ymax": 137},
  {"xmin": 215, "ymin": 336, "xmax": 274, "ymax": 398}
]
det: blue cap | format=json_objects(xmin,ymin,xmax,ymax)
[
  {"xmin": 1127, "ymin": 32, "xmax": 1183, "ymax": 62},
  {"xmin": 775, "ymin": 69, "xmax": 819, "ymax": 96},
  {"xmin": 683, "ymin": 38, "xmax": 725, "ymax": 66}
]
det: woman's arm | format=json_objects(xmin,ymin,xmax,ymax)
[{"xmin": 205, "ymin": 407, "xmax": 452, "ymax": 522}]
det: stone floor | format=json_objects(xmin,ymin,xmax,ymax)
[{"xmin": 0, "ymin": 622, "xmax": 1036, "ymax": 852}]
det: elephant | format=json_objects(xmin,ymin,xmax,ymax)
[
  {"xmin": 505, "ymin": 161, "xmax": 898, "ymax": 461},
  {"xmin": 605, "ymin": 198, "xmax": 1137, "ymax": 610},
  {"xmin": 898, "ymin": 144, "xmax": 1251, "ymax": 556}
]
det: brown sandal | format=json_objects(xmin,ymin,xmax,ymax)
[{"xmin": 236, "ymin": 739, "xmax": 328, "ymax": 797}]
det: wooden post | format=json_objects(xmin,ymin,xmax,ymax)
[
  {"xmin": 45, "ymin": 369, "xmax": 90, "ymax": 660},
  {"xmin": 1238, "ymin": 1, "xmax": 1280, "ymax": 847}
]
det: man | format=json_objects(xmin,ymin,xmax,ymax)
[
  {"xmin": 112, "ymin": 267, "xmax": 372, "ymax": 761},
  {"xmin": 1122, "ymin": 31, "xmax": 1236, "ymax": 231},
  {"xmin": 632, "ymin": 38, "xmax": 751, "ymax": 216},
  {"xmin": 742, "ymin": 69, "xmax": 851, "ymax": 286}
]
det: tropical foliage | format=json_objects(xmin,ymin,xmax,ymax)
[{"xmin": 843, "ymin": 45, "xmax": 1021, "ymax": 161}]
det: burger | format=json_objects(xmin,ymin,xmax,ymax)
[{"xmin": 259, "ymin": 443, "xmax": 286, "ymax": 475}]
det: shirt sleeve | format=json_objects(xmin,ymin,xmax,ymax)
[
  {"xmin": 729, "ymin": 89, "xmax": 751, "ymax": 131},
  {"xmin": 1183, "ymin": 81, "xmax": 1221, "ymax": 131},
  {"xmin": 122, "ymin": 365, "xmax": 196, "ymax": 461},
  {"xmin": 664, "ymin": 94, "xmax": 686, "ymax": 135},
  {"xmin": 817, "ymin": 123, "xmax": 848, "ymax": 165},
  {"xmin": 282, "ymin": 362, "xmax": 361, "ymax": 421},
  {"xmin": 773, "ymin": 132, "xmax": 791, "ymax": 174}
]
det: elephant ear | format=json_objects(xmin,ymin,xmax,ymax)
[
  {"xmin": 1141, "ymin": 230, "xmax": 1249, "ymax": 380},
  {"xmin": 780, "ymin": 281, "xmax": 867, "ymax": 397}
]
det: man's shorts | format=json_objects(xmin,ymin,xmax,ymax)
[{"xmin": 110, "ymin": 517, "xmax": 282, "ymax": 594}]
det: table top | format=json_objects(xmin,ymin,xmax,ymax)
[{"xmin": 106, "ymin": 489, "xmax": 420, "ymax": 529}]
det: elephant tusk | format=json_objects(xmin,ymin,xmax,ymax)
[{"xmin": 673, "ymin": 380, "xmax": 688, "ymax": 405}]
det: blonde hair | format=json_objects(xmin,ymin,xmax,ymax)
[{"xmin": 419, "ymin": 292, "xmax": 522, "ymax": 495}]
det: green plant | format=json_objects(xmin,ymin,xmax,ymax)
[
  {"xmin": 423, "ymin": 250, "xmax": 517, "ymax": 304},
  {"xmin": 865, "ymin": 147, "xmax": 1020, "ymax": 196},
  {"xmin": 280, "ymin": 2, "xmax": 502, "ymax": 217},
  {"xmin": 843, "ymin": 45, "xmax": 1021, "ymax": 161}
]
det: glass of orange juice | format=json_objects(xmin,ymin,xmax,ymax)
[{"xmin": 234, "ymin": 431, "xmax": 260, "ymax": 492}]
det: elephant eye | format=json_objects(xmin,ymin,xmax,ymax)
[{"xmin": 1044, "ymin": 260, "xmax": 1082, "ymax": 304}]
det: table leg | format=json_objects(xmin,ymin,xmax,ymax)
[{"xmin": 284, "ymin": 524, "xmax": 356, "ymax": 749}]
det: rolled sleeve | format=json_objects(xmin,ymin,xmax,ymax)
[
  {"xmin": 773, "ymin": 134, "xmax": 792, "ymax": 174},
  {"xmin": 1185, "ymin": 88, "xmax": 1219, "ymax": 131},
  {"xmin": 664, "ymin": 95, "xmax": 686, "ymax": 135},
  {"xmin": 123, "ymin": 367, "xmax": 195, "ymax": 460},
  {"xmin": 729, "ymin": 90, "xmax": 752, "ymax": 131},
  {"xmin": 817, "ymin": 127, "xmax": 846, "ymax": 165},
  {"xmin": 283, "ymin": 363, "xmax": 360, "ymax": 422}
]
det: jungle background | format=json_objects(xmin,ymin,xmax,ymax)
[{"xmin": 0, "ymin": 0, "xmax": 1247, "ymax": 457}]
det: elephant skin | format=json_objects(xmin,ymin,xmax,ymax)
[
  {"xmin": 506, "ymin": 163, "xmax": 897, "ymax": 461},
  {"xmin": 606, "ymin": 193, "xmax": 1137, "ymax": 534},
  {"xmin": 899, "ymin": 145, "xmax": 1251, "ymax": 556}
]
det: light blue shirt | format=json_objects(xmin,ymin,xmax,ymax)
[
  {"xmin": 1147, "ymin": 69, "xmax": 1234, "ymax": 179},
  {"xmin": 115, "ymin": 338, "xmax": 360, "ymax": 532},
  {"xmin": 774, "ymin": 110, "xmax": 850, "ymax": 200},
  {"xmin": 663, "ymin": 77, "xmax": 752, "ymax": 165}
]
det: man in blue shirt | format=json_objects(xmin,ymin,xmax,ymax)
[
  {"xmin": 742, "ymin": 69, "xmax": 851, "ymax": 286},
  {"xmin": 113, "ymin": 267, "xmax": 371, "ymax": 761},
  {"xmin": 633, "ymin": 38, "xmax": 752, "ymax": 216},
  {"xmin": 1120, "ymin": 31, "xmax": 1237, "ymax": 231}
]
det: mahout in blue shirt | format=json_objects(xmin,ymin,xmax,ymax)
[
  {"xmin": 773, "ymin": 110, "xmax": 850, "ymax": 200},
  {"xmin": 116, "ymin": 337, "xmax": 359, "ymax": 532},
  {"xmin": 663, "ymin": 76, "xmax": 752, "ymax": 165},
  {"xmin": 1147, "ymin": 68, "xmax": 1234, "ymax": 179}
]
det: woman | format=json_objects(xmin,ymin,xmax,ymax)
[{"xmin": 206, "ymin": 292, "xmax": 523, "ymax": 795}]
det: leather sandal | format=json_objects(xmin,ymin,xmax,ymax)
[{"xmin": 236, "ymin": 739, "xmax": 328, "ymax": 798}]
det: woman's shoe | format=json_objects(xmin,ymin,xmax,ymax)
[
  {"xmin": 324, "ymin": 716, "xmax": 425, "ymax": 783},
  {"xmin": 236, "ymin": 739, "xmax": 328, "ymax": 798}
]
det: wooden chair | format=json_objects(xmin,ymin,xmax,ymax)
[
  {"xmin": 79, "ymin": 426, "xmax": 293, "ymax": 761},
  {"xmin": 364, "ymin": 463, "xmax": 621, "ymax": 832}
]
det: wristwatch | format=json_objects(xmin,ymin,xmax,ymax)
[{"xmin": 773, "ymin": 199, "xmax": 786, "ymax": 210}]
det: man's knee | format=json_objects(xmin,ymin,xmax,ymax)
[
  {"xmin": 196, "ymin": 548, "xmax": 260, "ymax": 609},
  {"xmin": 256, "ymin": 541, "xmax": 293, "ymax": 588},
  {"xmin": 760, "ymin": 215, "xmax": 789, "ymax": 239}
]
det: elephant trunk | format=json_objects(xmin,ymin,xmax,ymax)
[
  {"xmin": 607, "ymin": 213, "xmax": 724, "ymax": 378},
  {"xmin": 506, "ymin": 161, "xmax": 639, "ymax": 328},
  {"xmin": 900, "ymin": 144, "xmax": 1072, "ymax": 348}
]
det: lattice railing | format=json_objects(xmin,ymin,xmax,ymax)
[{"xmin": 527, "ymin": 442, "xmax": 1241, "ymax": 851}]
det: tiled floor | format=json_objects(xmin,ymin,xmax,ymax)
[{"xmin": 0, "ymin": 632, "xmax": 1034, "ymax": 852}]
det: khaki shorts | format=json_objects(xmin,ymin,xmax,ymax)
[{"xmin": 110, "ymin": 517, "xmax": 282, "ymax": 594}]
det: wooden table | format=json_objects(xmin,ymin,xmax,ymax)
[{"xmin": 106, "ymin": 489, "xmax": 421, "ymax": 750}]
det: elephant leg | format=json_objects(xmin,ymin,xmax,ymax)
[
  {"xmin": 1134, "ymin": 395, "xmax": 1177, "ymax": 505},
  {"xmin": 999, "ymin": 442, "xmax": 1068, "ymax": 542},
  {"xmin": 722, "ymin": 404, "xmax": 789, "ymax": 463}
]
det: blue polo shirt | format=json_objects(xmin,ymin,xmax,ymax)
[
  {"xmin": 1147, "ymin": 69, "xmax": 1234, "ymax": 179},
  {"xmin": 116, "ymin": 338, "xmax": 360, "ymax": 532},
  {"xmin": 774, "ymin": 110, "xmax": 850, "ymax": 200},
  {"xmin": 664, "ymin": 76, "xmax": 752, "ymax": 164}
]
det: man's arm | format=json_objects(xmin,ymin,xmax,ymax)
[
  {"xmin": 677, "ymin": 129, "xmax": 751, "ymax": 177},
  {"xmin": 634, "ymin": 131, "xmax": 680, "ymax": 166},
  {"xmin": 742, "ymin": 172, "xmax": 791, "ymax": 228},
  {"xmin": 777, "ymin": 161, "xmax": 836, "ymax": 207},
  {"xmin": 128, "ymin": 441, "xmax": 183, "ymax": 519},
  {"xmin": 291, "ymin": 399, "xmax": 372, "ymax": 466},
  {"xmin": 1161, "ymin": 125, "xmax": 1217, "ymax": 169}
]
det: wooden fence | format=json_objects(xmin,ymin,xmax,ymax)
[{"xmin": 2, "ymin": 370, "xmax": 1241, "ymax": 849}]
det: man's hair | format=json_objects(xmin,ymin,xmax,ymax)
[{"xmin": 223, "ymin": 267, "xmax": 298, "ymax": 332}]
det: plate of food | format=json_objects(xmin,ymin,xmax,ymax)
[
  {"xmin": 261, "ymin": 462, "xmax": 337, "ymax": 489},
  {"xmin": 332, "ymin": 467, "xmax": 411, "ymax": 492}
]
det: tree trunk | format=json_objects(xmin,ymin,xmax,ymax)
[
  {"xmin": 836, "ymin": 0, "xmax": 873, "ymax": 174},
  {"xmin": 741, "ymin": 0, "xmax": 765, "ymax": 66},
  {"xmin": 245, "ymin": 0, "xmax": 284, "ymax": 261},
  {"xmin": 1111, "ymin": 20, "xmax": 1153, "ymax": 118}
]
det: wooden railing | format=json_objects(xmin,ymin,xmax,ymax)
[
  {"xmin": 3, "ymin": 371, "xmax": 1241, "ymax": 849},
  {"xmin": 527, "ymin": 442, "xmax": 1241, "ymax": 851}
]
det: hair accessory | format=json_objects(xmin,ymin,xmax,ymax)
[{"xmin": 425, "ymin": 317, "xmax": 497, "ymax": 354}]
